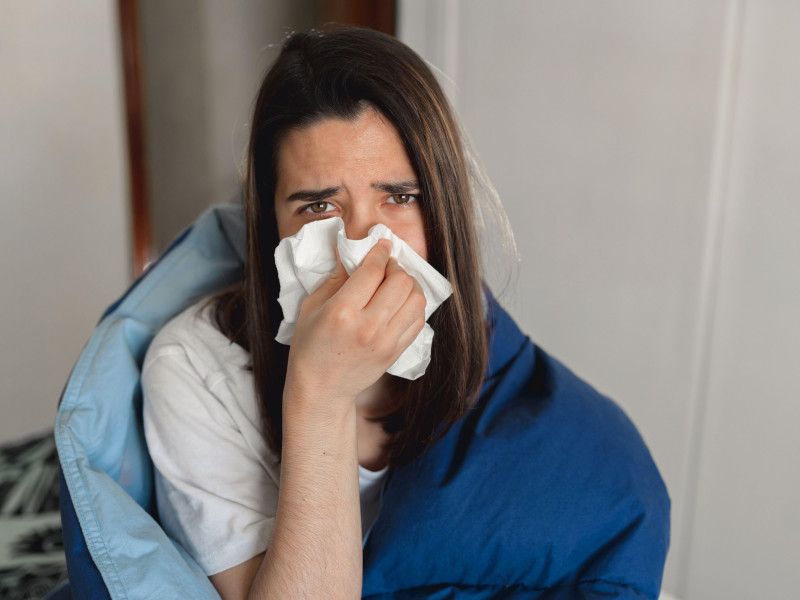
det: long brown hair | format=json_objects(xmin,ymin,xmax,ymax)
[{"xmin": 213, "ymin": 27, "xmax": 487, "ymax": 467}]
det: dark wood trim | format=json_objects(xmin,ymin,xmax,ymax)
[
  {"xmin": 118, "ymin": 0, "xmax": 152, "ymax": 276},
  {"xmin": 319, "ymin": 0, "xmax": 396, "ymax": 35}
]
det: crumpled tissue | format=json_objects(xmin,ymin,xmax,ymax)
[{"xmin": 274, "ymin": 217, "xmax": 452, "ymax": 380}]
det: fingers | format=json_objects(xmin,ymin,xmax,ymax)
[
  {"xmin": 311, "ymin": 239, "xmax": 426, "ymax": 348},
  {"xmin": 384, "ymin": 274, "xmax": 427, "ymax": 347},
  {"xmin": 326, "ymin": 248, "xmax": 426, "ymax": 364},
  {"xmin": 335, "ymin": 239, "xmax": 393, "ymax": 309},
  {"xmin": 364, "ymin": 258, "xmax": 421, "ymax": 326},
  {"xmin": 303, "ymin": 249, "xmax": 349, "ymax": 312}
]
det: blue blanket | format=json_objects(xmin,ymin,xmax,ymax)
[
  {"xmin": 56, "ymin": 204, "xmax": 668, "ymax": 599},
  {"xmin": 363, "ymin": 298, "xmax": 669, "ymax": 599}
]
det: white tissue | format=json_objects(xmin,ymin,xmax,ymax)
[{"xmin": 274, "ymin": 217, "xmax": 453, "ymax": 380}]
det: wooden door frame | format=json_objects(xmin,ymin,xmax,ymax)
[
  {"xmin": 319, "ymin": 0, "xmax": 396, "ymax": 35},
  {"xmin": 118, "ymin": 0, "xmax": 151, "ymax": 276}
]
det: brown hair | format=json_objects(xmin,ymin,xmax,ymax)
[{"xmin": 213, "ymin": 26, "xmax": 487, "ymax": 467}]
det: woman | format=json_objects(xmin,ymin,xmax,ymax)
[{"xmin": 142, "ymin": 27, "xmax": 669, "ymax": 600}]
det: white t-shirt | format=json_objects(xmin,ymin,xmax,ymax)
[{"xmin": 142, "ymin": 301, "xmax": 388, "ymax": 576}]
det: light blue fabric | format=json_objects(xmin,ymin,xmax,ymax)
[{"xmin": 55, "ymin": 204, "xmax": 245, "ymax": 599}]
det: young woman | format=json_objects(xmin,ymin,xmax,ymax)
[{"xmin": 142, "ymin": 27, "xmax": 669, "ymax": 600}]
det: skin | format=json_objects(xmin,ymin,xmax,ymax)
[
  {"xmin": 274, "ymin": 105, "xmax": 429, "ymax": 440},
  {"xmin": 210, "ymin": 106, "xmax": 429, "ymax": 599}
]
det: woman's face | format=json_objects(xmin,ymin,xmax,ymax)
[{"xmin": 273, "ymin": 107, "xmax": 428, "ymax": 261}]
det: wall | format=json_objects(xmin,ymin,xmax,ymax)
[
  {"xmin": 683, "ymin": 1, "xmax": 800, "ymax": 596},
  {"xmin": 139, "ymin": 0, "xmax": 317, "ymax": 254},
  {"xmin": 399, "ymin": 0, "xmax": 800, "ymax": 598},
  {"xmin": 0, "ymin": 0, "xmax": 321, "ymax": 442},
  {"xmin": 0, "ymin": 1, "xmax": 130, "ymax": 441}
]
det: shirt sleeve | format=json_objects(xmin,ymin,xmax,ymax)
[{"xmin": 142, "ymin": 342, "xmax": 279, "ymax": 576}]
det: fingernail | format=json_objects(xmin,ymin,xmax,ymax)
[{"xmin": 377, "ymin": 239, "xmax": 392, "ymax": 251}]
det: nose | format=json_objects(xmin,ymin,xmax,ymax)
[{"xmin": 342, "ymin": 204, "xmax": 377, "ymax": 240}]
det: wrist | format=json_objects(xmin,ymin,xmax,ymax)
[
  {"xmin": 282, "ymin": 379, "xmax": 357, "ymax": 427},
  {"xmin": 281, "ymin": 389, "xmax": 359, "ymax": 466}
]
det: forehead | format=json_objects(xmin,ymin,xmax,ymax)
[{"xmin": 275, "ymin": 108, "xmax": 416, "ymax": 189}]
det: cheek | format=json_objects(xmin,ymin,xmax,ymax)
[
  {"xmin": 277, "ymin": 223, "xmax": 300, "ymax": 240},
  {"xmin": 392, "ymin": 223, "xmax": 428, "ymax": 262},
  {"xmin": 274, "ymin": 207, "xmax": 299, "ymax": 240}
]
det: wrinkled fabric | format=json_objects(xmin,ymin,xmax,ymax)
[
  {"xmin": 57, "ymin": 204, "xmax": 245, "ymax": 599},
  {"xmin": 57, "ymin": 204, "xmax": 668, "ymax": 600},
  {"xmin": 361, "ymin": 294, "xmax": 670, "ymax": 599}
]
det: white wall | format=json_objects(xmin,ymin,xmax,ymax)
[
  {"xmin": 0, "ymin": 2, "xmax": 130, "ymax": 441},
  {"xmin": 683, "ymin": 1, "xmax": 800, "ymax": 596},
  {"xmin": 400, "ymin": 1, "xmax": 800, "ymax": 598},
  {"xmin": 139, "ymin": 0, "xmax": 317, "ymax": 253},
  {"xmin": 0, "ymin": 0, "xmax": 316, "ymax": 441},
  {"xmin": 0, "ymin": 0, "xmax": 316, "ymax": 442}
]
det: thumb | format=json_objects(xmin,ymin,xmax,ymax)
[{"xmin": 308, "ymin": 248, "xmax": 349, "ymax": 306}]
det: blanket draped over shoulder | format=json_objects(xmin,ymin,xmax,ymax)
[
  {"xmin": 56, "ymin": 205, "xmax": 669, "ymax": 600},
  {"xmin": 362, "ymin": 294, "xmax": 669, "ymax": 599}
]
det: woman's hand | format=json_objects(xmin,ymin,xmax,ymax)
[
  {"xmin": 231, "ymin": 241, "xmax": 425, "ymax": 600},
  {"xmin": 284, "ymin": 239, "xmax": 426, "ymax": 416}
]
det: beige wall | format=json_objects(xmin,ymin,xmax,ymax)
[
  {"xmin": 0, "ymin": 0, "xmax": 318, "ymax": 442},
  {"xmin": 139, "ymin": 0, "xmax": 317, "ymax": 253},
  {"xmin": 400, "ymin": 0, "xmax": 800, "ymax": 597},
  {"xmin": 0, "ymin": 1, "xmax": 130, "ymax": 441},
  {"xmin": 683, "ymin": 1, "xmax": 800, "ymax": 595}
]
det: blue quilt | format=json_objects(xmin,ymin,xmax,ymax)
[
  {"xmin": 362, "ymin": 297, "xmax": 669, "ymax": 599},
  {"xmin": 56, "ymin": 204, "xmax": 669, "ymax": 599}
]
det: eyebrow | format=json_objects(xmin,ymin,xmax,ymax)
[
  {"xmin": 372, "ymin": 180, "xmax": 420, "ymax": 194},
  {"xmin": 285, "ymin": 187, "xmax": 340, "ymax": 203},
  {"xmin": 283, "ymin": 180, "xmax": 420, "ymax": 203}
]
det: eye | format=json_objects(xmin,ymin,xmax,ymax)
[
  {"xmin": 387, "ymin": 194, "xmax": 420, "ymax": 205},
  {"xmin": 301, "ymin": 201, "xmax": 335, "ymax": 214}
]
